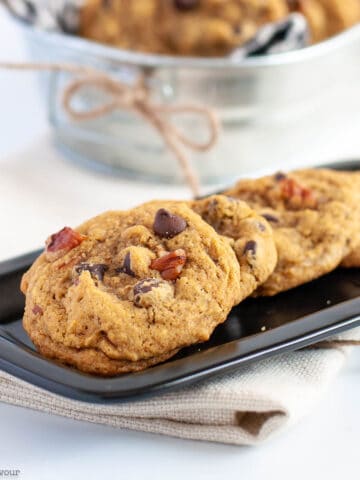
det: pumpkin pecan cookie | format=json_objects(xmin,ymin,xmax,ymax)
[
  {"xmin": 21, "ymin": 202, "xmax": 243, "ymax": 376},
  {"xmin": 190, "ymin": 195, "xmax": 277, "ymax": 298},
  {"xmin": 290, "ymin": 0, "xmax": 360, "ymax": 43},
  {"xmin": 339, "ymin": 171, "xmax": 360, "ymax": 268},
  {"xmin": 80, "ymin": 0, "xmax": 288, "ymax": 56},
  {"xmin": 142, "ymin": 196, "xmax": 278, "ymax": 297},
  {"xmin": 80, "ymin": 0, "xmax": 360, "ymax": 56},
  {"xmin": 224, "ymin": 169, "xmax": 360, "ymax": 295},
  {"xmin": 291, "ymin": 169, "xmax": 360, "ymax": 269}
]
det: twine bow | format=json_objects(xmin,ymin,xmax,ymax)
[{"xmin": 0, "ymin": 62, "xmax": 220, "ymax": 196}]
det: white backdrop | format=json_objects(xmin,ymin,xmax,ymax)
[{"xmin": 0, "ymin": 8, "xmax": 360, "ymax": 480}]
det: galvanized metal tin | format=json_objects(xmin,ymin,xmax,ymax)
[{"xmin": 17, "ymin": 20, "xmax": 360, "ymax": 184}]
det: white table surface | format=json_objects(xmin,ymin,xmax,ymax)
[{"xmin": 1, "ymin": 10, "xmax": 360, "ymax": 480}]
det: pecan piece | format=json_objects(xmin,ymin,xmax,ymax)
[
  {"xmin": 278, "ymin": 177, "xmax": 317, "ymax": 209},
  {"xmin": 262, "ymin": 213, "xmax": 279, "ymax": 223},
  {"xmin": 174, "ymin": 0, "xmax": 199, "ymax": 10},
  {"xmin": 32, "ymin": 304, "xmax": 43, "ymax": 315},
  {"xmin": 46, "ymin": 227, "xmax": 86, "ymax": 260},
  {"xmin": 150, "ymin": 249, "xmax": 186, "ymax": 281}
]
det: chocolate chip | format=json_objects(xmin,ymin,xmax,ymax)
[
  {"xmin": 274, "ymin": 172, "xmax": 286, "ymax": 181},
  {"xmin": 75, "ymin": 263, "xmax": 108, "ymax": 281},
  {"xmin": 153, "ymin": 209, "xmax": 187, "ymax": 239},
  {"xmin": 262, "ymin": 213, "xmax": 279, "ymax": 223},
  {"xmin": 133, "ymin": 278, "xmax": 161, "ymax": 296},
  {"xmin": 116, "ymin": 252, "xmax": 135, "ymax": 277},
  {"xmin": 287, "ymin": 0, "xmax": 300, "ymax": 8},
  {"xmin": 209, "ymin": 199, "xmax": 219, "ymax": 208},
  {"xmin": 174, "ymin": 0, "xmax": 199, "ymax": 10},
  {"xmin": 233, "ymin": 25, "xmax": 242, "ymax": 34},
  {"xmin": 133, "ymin": 279, "xmax": 163, "ymax": 306},
  {"xmin": 244, "ymin": 240, "xmax": 257, "ymax": 256}
]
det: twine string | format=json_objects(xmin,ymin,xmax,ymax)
[{"xmin": 0, "ymin": 61, "xmax": 220, "ymax": 197}]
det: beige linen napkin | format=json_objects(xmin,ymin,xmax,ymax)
[{"xmin": 0, "ymin": 329, "xmax": 359, "ymax": 446}]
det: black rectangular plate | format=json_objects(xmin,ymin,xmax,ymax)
[{"xmin": 1, "ymin": 160, "xmax": 360, "ymax": 403}]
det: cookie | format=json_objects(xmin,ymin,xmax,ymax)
[
  {"xmin": 224, "ymin": 169, "xmax": 359, "ymax": 295},
  {"xmin": 142, "ymin": 196, "xmax": 277, "ymax": 297},
  {"xmin": 190, "ymin": 195, "xmax": 277, "ymax": 298},
  {"xmin": 342, "ymin": 250, "xmax": 360, "ymax": 268},
  {"xmin": 295, "ymin": 169, "xmax": 360, "ymax": 269},
  {"xmin": 290, "ymin": 0, "xmax": 360, "ymax": 43},
  {"xmin": 338, "ymin": 171, "xmax": 360, "ymax": 268},
  {"xmin": 80, "ymin": 0, "xmax": 360, "ymax": 56},
  {"xmin": 21, "ymin": 202, "xmax": 242, "ymax": 376},
  {"xmin": 80, "ymin": 0, "xmax": 288, "ymax": 56}
]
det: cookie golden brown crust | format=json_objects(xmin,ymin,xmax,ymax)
[
  {"xmin": 22, "ymin": 202, "xmax": 243, "ymax": 376},
  {"xmin": 30, "ymin": 328, "xmax": 180, "ymax": 376},
  {"xmin": 224, "ymin": 169, "xmax": 360, "ymax": 296}
]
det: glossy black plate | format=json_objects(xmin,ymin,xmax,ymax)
[{"xmin": 0, "ymin": 160, "xmax": 359, "ymax": 403}]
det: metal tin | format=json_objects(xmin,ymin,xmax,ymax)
[{"xmin": 17, "ymin": 20, "xmax": 360, "ymax": 184}]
